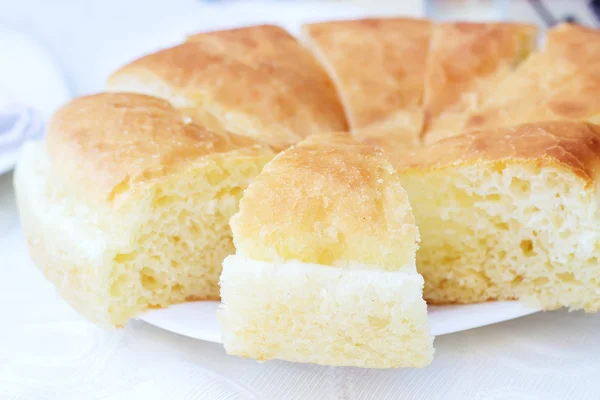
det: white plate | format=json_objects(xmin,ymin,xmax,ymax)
[
  {"xmin": 139, "ymin": 301, "xmax": 540, "ymax": 342},
  {"xmin": 0, "ymin": 152, "xmax": 18, "ymax": 176}
]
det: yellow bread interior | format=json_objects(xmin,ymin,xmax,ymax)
[
  {"xmin": 14, "ymin": 93, "xmax": 274, "ymax": 327},
  {"xmin": 15, "ymin": 141, "xmax": 271, "ymax": 327},
  {"xmin": 219, "ymin": 255, "xmax": 432, "ymax": 368},
  {"xmin": 220, "ymin": 134, "xmax": 433, "ymax": 368},
  {"xmin": 422, "ymin": 21, "xmax": 537, "ymax": 144},
  {"xmin": 393, "ymin": 122, "xmax": 600, "ymax": 311}
]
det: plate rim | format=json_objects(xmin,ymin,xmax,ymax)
[{"xmin": 138, "ymin": 300, "xmax": 542, "ymax": 344}]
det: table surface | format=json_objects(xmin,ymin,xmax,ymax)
[{"xmin": 1, "ymin": 1, "xmax": 600, "ymax": 399}]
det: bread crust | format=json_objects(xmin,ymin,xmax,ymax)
[
  {"xmin": 392, "ymin": 121, "xmax": 600, "ymax": 185},
  {"xmin": 230, "ymin": 133, "xmax": 418, "ymax": 269},
  {"xmin": 422, "ymin": 21, "xmax": 537, "ymax": 143},
  {"xmin": 108, "ymin": 25, "xmax": 347, "ymax": 150},
  {"xmin": 302, "ymin": 18, "xmax": 431, "ymax": 138},
  {"xmin": 46, "ymin": 92, "xmax": 270, "ymax": 201}
]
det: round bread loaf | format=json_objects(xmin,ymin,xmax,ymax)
[{"xmin": 13, "ymin": 20, "xmax": 600, "ymax": 340}]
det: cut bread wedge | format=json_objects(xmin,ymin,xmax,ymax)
[
  {"xmin": 107, "ymin": 25, "xmax": 347, "ymax": 150},
  {"xmin": 13, "ymin": 92, "xmax": 274, "ymax": 327},
  {"xmin": 422, "ymin": 22, "xmax": 537, "ymax": 143},
  {"xmin": 302, "ymin": 18, "xmax": 432, "ymax": 140},
  {"xmin": 466, "ymin": 24, "xmax": 600, "ymax": 132},
  {"xmin": 545, "ymin": 22, "xmax": 600, "ymax": 62},
  {"xmin": 219, "ymin": 134, "xmax": 434, "ymax": 368},
  {"xmin": 384, "ymin": 121, "xmax": 600, "ymax": 311}
]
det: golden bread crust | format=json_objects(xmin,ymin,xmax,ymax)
[
  {"xmin": 545, "ymin": 22, "xmax": 600, "ymax": 61},
  {"xmin": 423, "ymin": 22, "xmax": 537, "ymax": 143},
  {"xmin": 108, "ymin": 25, "xmax": 347, "ymax": 150},
  {"xmin": 302, "ymin": 18, "xmax": 431, "ymax": 138},
  {"xmin": 230, "ymin": 133, "xmax": 418, "ymax": 269},
  {"xmin": 465, "ymin": 51, "xmax": 600, "ymax": 132},
  {"xmin": 46, "ymin": 92, "xmax": 270, "ymax": 200},
  {"xmin": 393, "ymin": 121, "xmax": 600, "ymax": 184}
]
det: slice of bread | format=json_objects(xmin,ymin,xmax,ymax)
[
  {"xmin": 219, "ymin": 134, "xmax": 434, "ymax": 368},
  {"xmin": 466, "ymin": 24, "xmax": 600, "ymax": 133},
  {"xmin": 387, "ymin": 121, "xmax": 600, "ymax": 311},
  {"xmin": 107, "ymin": 25, "xmax": 347, "ymax": 150},
  {"xmin": 302, "ymin": 18, "xmax": 432, "ymax": 139},
  {"xmin": 13, "ymin": 92, "xmax": 274, "ymax": 327},
  {"xmin": 422, "ymin": 22, "xmax": 537, "ymax": 143}
]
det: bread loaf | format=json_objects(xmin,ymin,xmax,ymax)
[
  {"xmin": 14, "ymin": 93, "xmax": 274, "ymax": 327},
  {"xmin": 219, "ymin": 134, "xmax": 433, "ymax": 368}
]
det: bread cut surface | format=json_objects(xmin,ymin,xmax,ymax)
[
  {"xmin": 14, "ymin": 92, "xmax": 274, "ymax": 327},
  {"xmin": 386, "ymin": 121, "xmax": 600, "ymax": 311},
  {"xmin": 107, "ymin": 25, "xmax": 347, "ymax": 150},
  {"xmin": 220, "ymin": 256, "xmax": 432, "ymax": 368},
  {"xmin": 302, "ymin": 18, "xmax": 431, "ymax": 139},
  {"xmin": 545, "ymin": 22, "xmax": 600, "ymax": 61},
  {"xmin": 422, "ymin": 22, "xmax": 537, "ymax": 143},
  {"xmin": 220, "ymin": 134, "xmax": 433, "ymax": 368}
]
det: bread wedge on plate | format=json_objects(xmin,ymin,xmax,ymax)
[
  {"xmin": 302, "ymin": 18, "xmax": 431, "ymax": 141},
  {"xmin": 382, "ymin": 121, "xmax": 600, "ymax": 311},
  {"xmin": 422, "ymin": 22, "xmax": 537, "ymax": 143},
  {"xmin": 545, "ymin": 22, "xmax": 600, "ymax": 61},
  {"xmin": 466, "ymin": 24, "xmax": 600, "ymax": 132},
  {"xmin": 14, "ymin": 92, "xmax": 274, "ymax": 327},
  {"xmin": 219, "ymin": 134, "xmax": 434, "ymax": 368},
  {"xmin": 107, "ymin": 25, "xmax": 347, "ymax": 150}
]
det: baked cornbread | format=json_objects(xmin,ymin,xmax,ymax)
[
  {"xmin": 387, "ymin": 121, "xmax": 600, "ymax": 311},
  {"xmin": 107, "ymin": 25, "xmax": 347, "ymax": 150},
  {"xmin": 14, "ymin": 92, "xmax": 274, "ymax": 327},
  {"xmin": 422, "ymin": 22, "xmax": 537, "ymax": 143},
  {"xmin": 219, "ymin": 134, "xmax": 433, "ymax": 368},
  {"xmin": 302, "ymin": 18, "xmax": 431, "ymax": 140}
]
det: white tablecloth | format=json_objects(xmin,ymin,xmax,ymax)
[{"xmin": 2, "ymin": 1, "xmax": 600, "ymax": 399}]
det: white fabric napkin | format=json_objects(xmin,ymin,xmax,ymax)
[{"xmin": 0, "ymin": 28, "xmax": 70, "ymax": 173}]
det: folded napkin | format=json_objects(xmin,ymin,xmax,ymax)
[
  {"xmin": 0, "ymin": 27, "xmax": 69, "ymax": 166},
  {"xmin": 0, "ymin": 103, "xmax": 44, "ymax": 153}
]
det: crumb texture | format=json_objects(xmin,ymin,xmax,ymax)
[
  {"xmin": 395, "ymin": 122, "xmax": 600, "ymax": 311},
  {"xmin": 14, "ymin": 93, "xmax": 273, "ymax": 327},
  {"xmin": 219, "ymin": 256, "xmax": 433, "ymax": 368}
]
